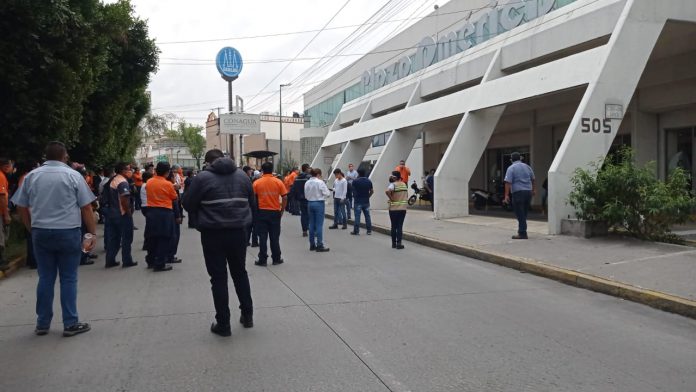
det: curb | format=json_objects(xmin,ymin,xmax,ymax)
[
  {"xmin": 326, "ymin": 213, "xmax": 696, "ymax": 320},
  {"xmin": 0, "ymin": 255, "xmax": 25, "ymax": 280}
]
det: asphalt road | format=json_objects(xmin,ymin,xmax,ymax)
[{"xmin": 1, "ymin": 212, "xmax": 695, "ymax": 392}]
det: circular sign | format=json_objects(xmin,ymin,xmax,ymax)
[{"xmin": 216, "ymin": 47, "xmax": 243, "ymax": 81}]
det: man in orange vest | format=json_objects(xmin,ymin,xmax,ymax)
[
  {"xmin": 133, "ymin": 167, "xmax": 143, "ymax": 210},
  {"xmin": 394, "ymin": 160, "xmax": 411, "ymax": 185},
  {"xmin": 253, "ymin": 162, "xmax": 288, "ymax": 266}
]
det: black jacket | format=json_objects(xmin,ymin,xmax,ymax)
[
  {"xmin": 182, "ymin": 158, "xmax": 255, "ymax": 231},
  {"xmin": 291, "ymin": 172, "xmax": 311, "ymax": 201}
]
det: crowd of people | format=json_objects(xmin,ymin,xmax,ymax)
[{"xmin": 2, "ymin": 140, "xmax": 535, "ymax": 339}]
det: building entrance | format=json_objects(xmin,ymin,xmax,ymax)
[{"xmin": 666, "ymin": 127, "xmax": 695, "ymax": 190}]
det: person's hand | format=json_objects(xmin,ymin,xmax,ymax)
[
  {"xmin": 83, "ymin": 234, "xmax": 96, "ymax": 252},
  {"xmin": 532, "ymin": 189, "xmax": 536, "ymax": 197},
  {"xmin": 504, "ymin": 195, "xmax": 510, "ymax": 205},
  {"xmin": 176, "ymin": 218, "xmax": 183, "ymax": 224}
]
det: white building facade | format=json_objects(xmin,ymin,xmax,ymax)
[{"xmin": 305, "ymin": 0, "xmax": 696, "ymax": 234}]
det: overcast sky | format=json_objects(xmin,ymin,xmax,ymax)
[{"xmin": 113, "ymin": 0, "xmax": 441, "ymax": 126}]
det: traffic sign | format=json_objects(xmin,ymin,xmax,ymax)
[{"xmin": 216, "ymin": 47, "xmax": 243, "ymax": 81}]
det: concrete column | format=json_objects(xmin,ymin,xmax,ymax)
[
  {"xmin": 548, "ymin": 0, "xmax": 667, "ymax": 234},
  {"xmin": 434, "ymin": 48, "xmax": 506, "ymax": 219},
  {"xmin": 531, "ymin": 124, "xmax": 554, "ymax": 206},
  {"xmin": 369, "ymin": 127, "xmax": 422, "ymax": 210},
  {"xmin": 310, "ymin": 147, "xmax": 330, "ymax": 176},
  {"xmin": 434, "ymin": 106, "xmax": 506, "ymax": 219}
]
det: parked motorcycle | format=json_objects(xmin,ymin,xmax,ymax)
[
  {"xmin": 471, "ymin": 188, "xmax": 512, "ymax": 211},
  {"xmin": 408, "ymin": 182, "xmax": 432, "ymax": 206}
]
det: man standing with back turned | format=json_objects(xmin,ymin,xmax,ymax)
[
  {"xmin": 183, "ymin": 149, "xmax": 255, "ymax": 337},
  {"xmin": 504, "ymin": 152, "xmax": 535, "ymax": 240},
  {"xmin": 12, "ymin": 142, "xmax": 96, "ymax": 337},
  {"xmin": 253, "ymin": 162, "xmax": 288, "ymax": 266}
]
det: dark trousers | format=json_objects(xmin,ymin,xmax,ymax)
[
  {"xmin": 134, "ymin": 186, "xmax": 142, "ymax": 210},
  {"xmin": 299, "ymin": 199, "xmax": 309, "ymax": 232},
  {"xmin": 389, "ymin": 210, "xmax": 406, "ymax": 244},
  {"xmin": 255, "ymin": 210, "xmax": 282, "ymax": 262},
  {"xmin": 106, "ymin": 213, "xmax": 134, "ymax": 265},
  {"xmin": 200, "ymin": 229, "xmax": 253, "ymax": 326},
  {"xmin": 25, "ymin": 227, "xmax": 36, "ymax": 267},
  {"xmin": 512, "ymin": 190, "xmax": 532, "ymax": 236},
  {"xmin": 145, "ymin": 208, "xmax": 174, "ymax": 268},
  {"xmin": 246, "ymin": 222, "xmax": 259, "ymax": 246},
  {"xmin": 169, "ymin": 222, "xmax": 180, "ymax": 260}
]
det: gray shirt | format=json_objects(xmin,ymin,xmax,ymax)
[
  {"xmin": 504, "ymin": 161, "xmax": 535, "ymax": 193},
  {"xmin": 11, "ymin": 161, "xmax": 96, "ymax": 229},
  {"xmin": 345, "ymin": 169, "xmax": 358, "ymax": 183}
]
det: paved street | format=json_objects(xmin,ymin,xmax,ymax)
[{"xmin": 1, "ymin": 213, "xmax": 695, "ymax": 392}]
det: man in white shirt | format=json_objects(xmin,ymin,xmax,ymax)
[
  {"xmin": 329, "ymin": 169, "xmax": 347, "ymax": 230},
  {"xmin": 304, "ymin": 168, "xmax": 331, "ymax": 252}
]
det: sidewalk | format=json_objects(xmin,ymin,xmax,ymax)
[{"xmin": 328, "ymin": 205, "xmax": 696, "ymax": 319}]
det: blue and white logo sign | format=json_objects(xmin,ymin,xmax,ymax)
[{"xmin": 216, "ymin": 47, "xmax": 243, "ymax": 80}]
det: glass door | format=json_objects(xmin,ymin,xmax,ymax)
[{"xmin": 666, "ymin": 127, "xmax": 694, "ymax": 190}]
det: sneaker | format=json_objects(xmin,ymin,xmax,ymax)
[
  {"xmin": 392, "ymin": 243, "xmax": 397, "ymax": 249},
  {"xmin": 35, "ymin": 326, "xmax": 49, "ymax": 336},
  {"xmin": 63, "ymin": 322, "xmax": 91, "ymax": 337},
  {"xmin": 210, "ymin": 322, "xmax": 231, "ymax": 337},
  {"xmin": 315, "ymin": 246, "xmax": 330, "ymax": 252},
  {"xmin": 396, "ymin": 244, "xmax": 405, "ymax": 250},
  {"xmin": 272, "ymin": 259, "xmax": 284, "ymax": 265},
  {"xmin": 240, "ymin": 314, "xmax": 254, "ymax": 328},
  {"xmin": 366, "ymin": 231, "xmax": 372, "ymax": 235},
  {"xmin": 342, "ymin": 225, "xmax": 347, "ymax": 230},
  {"xmin": 153, "ymin": 265, "xmax": 173, "ymax": 272},
  {"xmin": 254, "ymin": 260, "xmax": 268, "ymax": 266},
  {"xmin": 167, "ymin": 258, "xmax": 182, "ymax": 264},
  {"xmin": 87, "ymin": 253, "xmax": 98, "ymax": 259},
  {"xmin": 309, "ymin": 245, "xmax": 316, "ymax": 251}
]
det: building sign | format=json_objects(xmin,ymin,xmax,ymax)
[
  {"xmin": 220, "ymin": 113, "xmax": 261, "ymax": 135},
  {"xmin": 216, "ymin": 47, "xmax": 243, "ymax": 81},
  {"xmin": 362, "ymin": 0, "xmax": 570, "ymax": 92}
]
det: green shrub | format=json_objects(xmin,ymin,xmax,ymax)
[{"xmin": 568, "ymin": 148, "xmax": 695, "ymax": 242}]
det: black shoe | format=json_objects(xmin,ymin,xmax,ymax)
[
  {"xmin": 153, "ymin": 265, "xmax": 173, "ymax": 272},
  {"xmin": 88, "ymin": 253, "xmax": 98, "ymax": 259},
  {"xmin": 392, "ymin": 243, "xmax": 397, "ymax": 249},
  {"xmin": 63, "ymin": 322, "xmax": 91, "ymax": 337},
  {"xmin": 315, "ymin": 246, "xmax": 330, "ymax": 252},
  {"xmin": 146, "ymin": 264, "xmax": 153, "ymax": 269},
  {"xmin": 328, "ymin": 225, "xmax": 338, "ymax": 230},
  {"xmin": 302, "ymin": 231, "xmax": 308, "ymax": 237},
  {"xmin": 350, "ymin": 231, "xmax": 359, "ymax": 236},
  {"xmin": 210, "ymin": 322, "xmax": 231, "ymax": 337},
  {"xmin": 309, "ymin": 244, "xmax": 316, "ymax": 251},
  {"xmin": 105, "ymin": 262, "xmax": 120, "ymax": 268},
  {"xmin": 396, "ymin": 244, "xmax": 405, "ymax": 250},
  {"xmin": 272, "ymin": 259, "xmax": 284, "ymax": 265},
  {"xmin": 80, "ymin": 259, "xmax": 95, "ymax": 266},
  {"xmin": 167, "ymin": 258, "xmax": 182, "ymax": 264},
  {"xmin": 254, "ymin": 260, "xmax": 267, "ymax": 266},
  {"xmin": 35, "ymin": 326, "xmax": 49, "ymax": 336},
  {"xmin": 122, "ymin": 262, "xmax": 138, "ymax": 268},
  {"xmin": 240, "ymin": 314, "xmax": 254, "ymax": 328},
  {"xmin": 342, "ymin": 225, "xmax": 347, "ymax": 230},
  {"xmin": 512, "ymin": 235, "xmax": 528, "ymax": 240}
]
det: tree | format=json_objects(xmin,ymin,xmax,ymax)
[
  {"xmin": 0, "ymin": 0, "xmax": 159, "ymax": 167},
  {"xmin": 180, "ymin": 123, "xmax": 205, "ymax": 169}
]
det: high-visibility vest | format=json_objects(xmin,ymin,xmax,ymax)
[{"xmin": 388, "ymin": 181, "xmax": 409, "ymax": 211}]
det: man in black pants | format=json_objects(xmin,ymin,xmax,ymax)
[
  {"xmin": 253, "ymin": 162, "xmax": 288, "ymax": 266},
  {"xmin": 183, "ymin": 149, "xmax": 255, "ymax": 337},
  {"xmin": 291, "ymin": 163, "xmax": 311, "ymax": 237}
]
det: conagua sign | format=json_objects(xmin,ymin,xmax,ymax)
[
  {"xmin": 362, "ymin": 0, "xmax": 571, "ymax": 91},
  {"xmin": 219, "ymin": 113, "xmax": 261, "ymax": 135}
]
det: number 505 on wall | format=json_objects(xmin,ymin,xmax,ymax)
[{"xmin": 581, "ymin": 118, "xmax": 612, "ymax": 134}]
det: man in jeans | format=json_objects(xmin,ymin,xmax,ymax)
[
  {"xmin": 12, "ymin": 141, "xmax": 96, "ymax": 337},
  {"xmin": 329, "ymin": 169, "xmax": 347, "ymax": 230},
  {"xmin": 345, "ymin": 163, "xmax": 358, "ymax": 220},
  {"xmin": 253, "ymin": 162, "xmax": 287, "ymax": 266},
  {"xmin": 183, "ymin": 149, "xmax": 255, "ymax": 337},
  {"xmin": 291, "ymin": 164, "xmax": 312, "ymax": 237},
  {"xmin": 351, "ymin": 168, "xmax": 374, "ymax": 235},
  {"xmin": 503, "ymin": 152, "xmax": 536, "ymax": 240}
]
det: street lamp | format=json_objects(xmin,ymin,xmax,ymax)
[{"xmin": 279, "ymin": 83, "xmax": 291, "ymax": 174}]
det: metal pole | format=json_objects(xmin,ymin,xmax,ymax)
[
  {"xmin": 228, "ymin": 80, "xmax": 234, "ymax": 159},
  {"xmin": 279, "ymin": 85, "xmax": 283, "ymax": 174}
]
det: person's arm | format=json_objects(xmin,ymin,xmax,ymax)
[
  {"xmin": 182, "ymin": 176, "xmax": 202, "ymax": 215},
  {"xmin": 80, "ymin": 204, "xmax": 97, "ymax": 252},
  {"xmin": 17, "ymin": 206, "xmax": 31, "ymax": 230},
  {"xmin": 504, "ymin": 182, "xmax": 511, "ymax": 203}
]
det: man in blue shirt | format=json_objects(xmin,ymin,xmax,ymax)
[
  {"xmin": 503, "ymin": 152, "xmax": 536, "ymax": 239},
  {"xmin": 350, "ymin": 168, "xmax": 373, "ymax": 235},
  {"xmin": 12, "ymin": 141, "xmax": 97, "ymax": 337}
]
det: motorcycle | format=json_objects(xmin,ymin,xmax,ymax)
[
  {"xmin": 471, "ymin": 187, "xmax": 512, "ymax": 211},
  {"xmin": 408, "ymin": 182, "xmax": 432, "ymax": 206}
]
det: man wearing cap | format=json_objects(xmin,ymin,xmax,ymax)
[{"xmin": 503, "ymin": 152, "xmax": 535, "ymax": 240}]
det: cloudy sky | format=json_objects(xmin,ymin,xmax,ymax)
[{"xmin": 115, "ymin": 0, "xmax": 441, "ymax": 126}]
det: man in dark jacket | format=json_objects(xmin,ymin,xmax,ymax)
[
  {"xmin": 183, "ymin": 149, "xmax": 255, "ymax": 337},
  {"xmin": 290, "ymin": 163, "xmax": 312, "ymax": 237}
]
